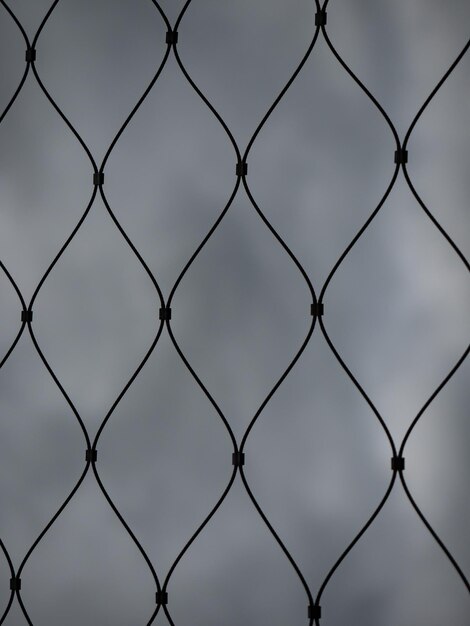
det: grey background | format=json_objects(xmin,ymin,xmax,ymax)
[{"xmin": 0, "ymin": 0, "xmax": 469, "ymax": 624}]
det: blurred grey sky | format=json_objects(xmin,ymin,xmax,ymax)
[{"xmin": 0, "ymin": 1, "xmax": 469, "ymax": 625}]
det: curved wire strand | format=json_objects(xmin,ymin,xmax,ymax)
[
  {"xmin": 3, "ymin": 1, "xmax": 99, "ymax": 623},
  {"xmin": 0, "ymin": 1, "xmax": 30, "ymax": 371},
  {"xmin": 235, "ymin": 7, "xmax": 325, "ymax": 621},
  {"xmin": 307, "ymin": 5, "xmax": 404, "ymax": 613},
  {"xmin": 0, "ymin": 4, "xmax": 32, "ymax": 621},
  {"xmin": 396, "ymin": 34, "xmax": 470, "ymax": 594},
  {"xmin": 314, "ymin": 3, "xmax": 470, "ymax": 613},
  {"xmin": 156, "ymin": 4, "xmax": 243, "ymax": 617}
]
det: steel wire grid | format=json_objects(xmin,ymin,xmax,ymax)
[{"xmin": 0, "ymin": 0, "xmax": 469, "ymax": 624}]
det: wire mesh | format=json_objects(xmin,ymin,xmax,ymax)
[{"xmin": 0, "ymin": 1, "xmax": 468, "ymax": 624}]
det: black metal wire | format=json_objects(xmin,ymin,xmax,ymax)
[{"xmin": 0, "ymin": 0, "xmax": 468, "ymax": 624}]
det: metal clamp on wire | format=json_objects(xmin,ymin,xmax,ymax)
[
  {"xmin": 315, "ymin": 11, "xmax": 327, "ymax": 26},
  {"xmin": 93, "ymin": 172, "xmax": 104, "ymax": 185},
  {"xmin": 394, "ymin": 149, "xmax": 408, "ymax": 164},
  {"xmin": 86, "ymin": 449, "xmax": 97, "ymax": 463},
  {"xmin": 21, "ymin": 310, "xmax": 33, "ymax": 323},
  {"xmin": 159, "ymin": 307, "xmax": 172, "ymax": 321},
  {"xmin": 232, "ymin": 451, "xmax": 245, "ymax": 467},
  {"xmin": 391, "ymin": 455, "xmax": 405, "ymax": 471},
  {"xmin": 311, "ymin": 302, "xmax": 324, "ymax": 316},
  {"xmin": 236, "ymin": 161, "xmax": 248, "ymax": 176},
  {"xmin": 25, "ymin": 48, "xmax": 36, "ymax": 62},
  {"xmin": 166, "ymin": 30, "xmax": 178, "ymax": 44},
  {"xmin": 156, "ymin": 590, "xmax": 168, "ymax": 605},
  {"xmin": 309, "ymin": 604, "xmax": 322, "ymax": 620},
  {"xmin": 10, "ymin": 577, "xmax": 21, "ymax": 592}
]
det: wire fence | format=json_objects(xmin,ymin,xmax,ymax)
[{"xmin": 0, "ymin": 1, "xmax": 469, "ymax": 624}]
